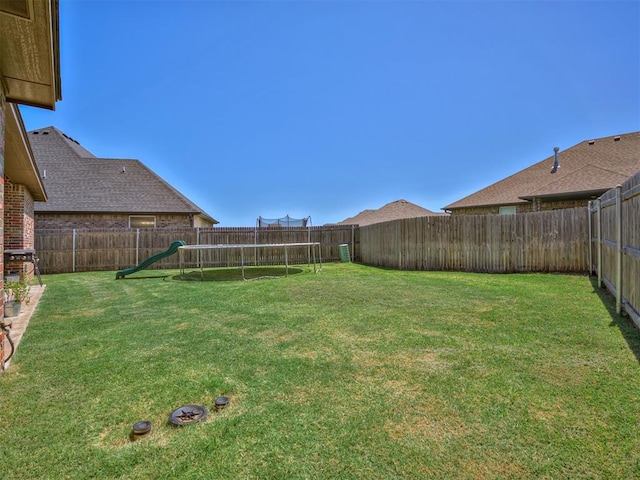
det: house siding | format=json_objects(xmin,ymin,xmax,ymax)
[{"xmin": 193, "ymin": 214, "xmax": 211, "ymax": 228}]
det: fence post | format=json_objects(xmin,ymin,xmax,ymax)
[
  {"xmin": 397, "ymin": 221, "xmax": 402, "ymax": 269},
  {"xmin": 72, "ymin": 229, "xmax": 77, "ymax": 273},
  {"xmin": 596, "ymin": 200, "xmax": 602, "ymax": 288},
  {"xmin": 615, "ymin": 185, "xmax": 623, "ymax": 315},
  {"xmin": 254, "ymin": 226, "xmax": 258, "ymax": 265},
  {"xmin": 587, "ymin": 200, "xmax": 593, "ymax": 275},
  {"xmin": 136, "ymin": 229, "xmax": 140, "ymax": 266},
  {"xmin": 351, "ymin": 225, "xmax": 355, "ymax": 262}
]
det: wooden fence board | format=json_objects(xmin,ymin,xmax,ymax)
[{"xmin": 360, "ymin": 208, "xmax": 590, "ymax": 273}]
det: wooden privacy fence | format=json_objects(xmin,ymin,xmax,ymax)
[
  {"xmin": 359, "ymin": 207, "xmax": 590, "ymax": 273},
  {"xmin": 589, "ymin": 171, "xmax": 640, "ymax": 326},
  {"xmin": 34, "ymin": 225, "xmax": 359, "ymax": 274}
]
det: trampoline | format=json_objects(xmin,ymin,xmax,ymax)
[{"xmin": 178, "ymin": 242, "xmax": 322, "ymax": 281}]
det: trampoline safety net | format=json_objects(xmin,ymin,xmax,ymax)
[{"xmin": 257, "ymin": 215, "xmax": 311, "ymax": 228}]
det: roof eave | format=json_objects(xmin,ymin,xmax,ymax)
[
  {"xmin": 5, "ymin": 103, "xmax": 47, "ymax": 201},
  {"xmin": 444, "ymin": 199, "xmax": 531, "ymax": 211},
  {"xmin": 519, "ymin": 189, "xmax": 608, "ymax": 202},
  {"xmin": 0, "ymin": 0, "xmax": 62, "ymax": 109}
]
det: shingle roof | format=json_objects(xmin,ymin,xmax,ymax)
[
  {"xmin": 339, "ymin": 199, "xmax": 447, "ymax": 226},
  {"xmin": 28, "ymin": 126, "xmax": 217, "ymax": 223},
  {"xmin": 444, "ymin": 131, "xmax": 640, "ymax": 210}
]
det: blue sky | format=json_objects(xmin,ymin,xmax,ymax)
[{"xmin": 21, "ymin": 0, "xmax": 639, "ymax": 226}]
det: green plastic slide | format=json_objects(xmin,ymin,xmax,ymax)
[{"xmin": 115, "ymin": 240, "xmax": 186, "ymax": 279}]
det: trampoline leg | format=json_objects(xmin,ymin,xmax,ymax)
[{"xmin": 241, "ymin": 247, "xmax": 246, "ymax": 280}]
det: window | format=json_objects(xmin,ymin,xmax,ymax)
[
  {"xmin": 129, "ymin": 215, "xmax": 156, "ymax": 228},
  {"xmin": 499, "ymin": 206, "xmax": 516, "ymax": 215}
]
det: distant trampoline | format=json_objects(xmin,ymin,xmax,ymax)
[{"xmin": 257, "ymin": 215, "xmax": 311, "ymax": 228}]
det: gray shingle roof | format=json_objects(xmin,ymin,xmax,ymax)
[
  {"xmin": 444, "ymin": 131, "xmax": 640, "ymax": 210},
  {"xmin": 29, "ymin": 126, "xmax": 217, "ymax": 223},
  {"xmin": 339, "ymin": 199, "xmax": 447, "ymax": 226}
]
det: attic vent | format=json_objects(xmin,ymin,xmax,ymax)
[
  {"xmin": 614, "ymin": 136, "xmax": 621, "ymax": 141},
  {"xmin": 43, "ymin": 131, "xmax": 49, "ymax": 135},
  {"xmin": 62, "ymin": 133, "xmax": 78, "ymax": 143},
  {"xmin": 588, "ymin": 140, "xmax": 595, "ymax": 145},
  {"xmin": 32, "ymin": 131, "xmax": 39, "ymax": 134}
]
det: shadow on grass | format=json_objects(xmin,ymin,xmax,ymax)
[
  {"xmin": 590, "ymin": 276, "xmax": 640, "ymax": 364},
  {"xmin": 116, "ymin": 273, "xmax": 174, "ymax": 280},
  {"xmin": 172, "ymin": 266, "xmax": 304, "ymax": 282}
]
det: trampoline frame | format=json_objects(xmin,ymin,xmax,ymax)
[{"xmin": 178, "ymin": 242, "xmax": 322, "ymax": 280}]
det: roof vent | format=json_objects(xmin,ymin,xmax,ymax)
[
  {"xmin": 43, "ymin": 131, "xmax": 49, "ymax": 135},
  {"xmin": 614, "ymin": 136, "xmax": 621, "ymax": 141},
  {"xmin": 588, "ymin": 140, "xmax": 595, "ymax": 145},
  {"xmin": 121, "ymin": 166, "xmax": 126, "ymax": 173},
  {"xmin": 550, "ymin": 147, "xmax": 560, "ymax": 174},
  {"xmin": 32, "ymin": 131, "xmax": 39, "ymax": 134}
]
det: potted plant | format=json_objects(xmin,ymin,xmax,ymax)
[{"xmin": 4, "ymin": 275, "xmax": 31, "ymax": 317}]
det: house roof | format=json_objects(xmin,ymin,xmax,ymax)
[
  {"xmin": 339, "ymin": 199, "xmax": 447, "ymax": 226},
  {"xmin": 28, "ymin": 126, "xmax": 218, "ymax": 224},
  {"xmin": 444, "ymin": 131, "xmax": 640, "ymax": 211}
]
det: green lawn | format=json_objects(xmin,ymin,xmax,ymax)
[{"xmin": 1, "ymin": 263, "xmax": 639, "ymax": 479}]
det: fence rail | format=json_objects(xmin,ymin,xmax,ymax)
[
  {"xmin": 34, "ymin": 225, "xmax": 359, "ymax": 274},
  {"xmin": 589, "ymin": 171, "xmax": 640, "ymax": 326}
]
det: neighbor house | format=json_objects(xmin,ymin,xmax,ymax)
[
  {"xmin": 339, "ymin": 199, "xmax": 447, "ymax": 227},
  {"xmin": 444, "ymin": 132, "xmax": 640, "ymax": 215},
  {"xmin": 1, "ymin": 0, "xmax": 62, "ymax": 284},
  {"xmin": 29, "ymin": 127, "xmax": 218, "ymax": 230}
]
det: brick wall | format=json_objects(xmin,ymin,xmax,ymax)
[
  {"xmin": 1, "ymin": 85, "xmax": 6, "ymax": 317},
  {"xmin": 36, "ymin": 212, "xmax": 196, "ymax": 229},
  {"xmin": 4, "ymin": 177, "xmax": 36, "ymax": 278},
  {"xmin": 540, "ymin": 199, "xmax": 588, "ymax": 211},
  {"xmin": 450, "ymin": 204, "xmax": 531, "ymax": 215},
  {"xmin": 449, "ymin": 198, "xmax": 590, "ymax": 215},
  {"xmin": 5, "ymin": 178, "xmax": 34, "ymax": 248}
]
